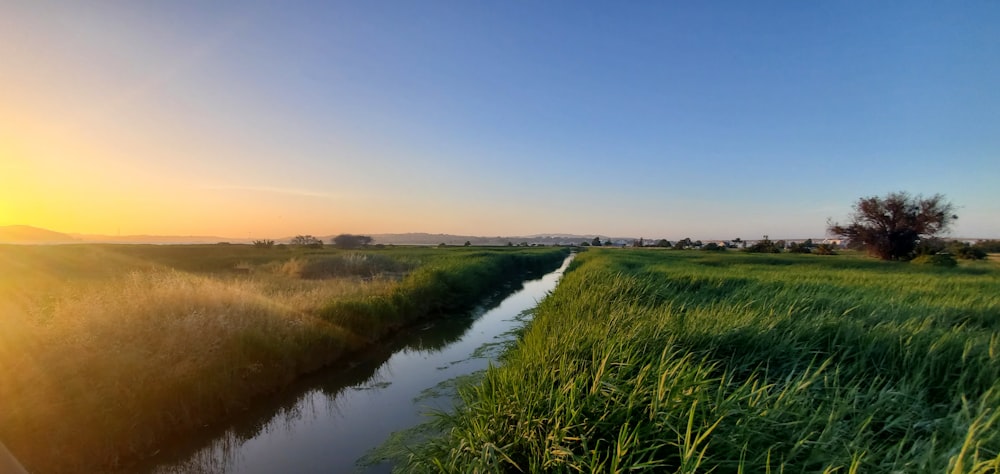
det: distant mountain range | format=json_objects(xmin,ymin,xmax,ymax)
[{"xmin": 0, "ymin": 225, "xmax": 235, "ymax": 244}]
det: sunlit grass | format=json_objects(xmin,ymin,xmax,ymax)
[
  {"xmin": 409, "ymin": 249, "xmax": 1000, "ymax": 472},
  {"xmin": 0, "ymin": 244, "xmax": 567, "ymax": 473}
]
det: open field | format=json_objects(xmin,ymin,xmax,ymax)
[
  {"xmin": 0, "ymin": 244, "xmax": 568, "ymax": 473},
  {"xmin": 411, "ymin": 249, "xmax": 1000, "ymax": 472}
]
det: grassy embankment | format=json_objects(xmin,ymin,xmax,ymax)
[
  {"xmin": 0, "ymin": 244, "xmax": 568, "ymax": 473},
  {"xmin": 411, "ymin": 249, "xmax": 1000, "ymax": 472}
]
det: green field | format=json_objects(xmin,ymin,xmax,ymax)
[
  {"xmin": 411, "ymin": 249, "xmax": 1000, "ymax": 473},
  {"xmin": 0, "ymin": 244, "xmax": 568, "ymax": 473}
]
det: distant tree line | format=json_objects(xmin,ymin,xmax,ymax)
[
  {"xmin": 579, "ymin": 234, "xmax": 845, "ymax": 255},
  {"xmin": 973, "ymin": 240, "xmax": 1000, "ymax": 253},
  {"xmin": 914, "ymin": 239, "xmax": 988, "ymax": 260},
  {"xmin": 580, "ymin": 192, "xmax": 984, "ymax": 262},
  {"xmin": 285, "ymin": 234, "xmax": 375, "ymax": 249}
]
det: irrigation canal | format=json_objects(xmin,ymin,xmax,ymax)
[{"xmin": 143, "ymin": 254, "xmax": 574, "ymax": 473}]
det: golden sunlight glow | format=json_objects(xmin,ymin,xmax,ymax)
[
  {"xmin": 2, "ymin": 116, "xmax": 141, "ymax": 233},
  {"xmin": 2, "ymin": 125, "xmax": 434, "ymax": 238},
  {"xmin": 1, "ymin": 110, "xmax": 356, "ymax": 237}
]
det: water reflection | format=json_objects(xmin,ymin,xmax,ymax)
[{"xmin": 144, "ymin": 256, "xmax": 572, "ymax": 474}]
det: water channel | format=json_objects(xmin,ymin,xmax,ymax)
[{"xmin": 144, "ymin": 254, "xmax": 574, "ymax": 473}]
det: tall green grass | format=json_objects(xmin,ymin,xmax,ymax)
[
  {"xmin": 0, "ymin": 244, "xmax": 567, "ymax": 473},
  {"xmin": 409, "ymin": 250, "xmax": 1000, "ymax": 472}
]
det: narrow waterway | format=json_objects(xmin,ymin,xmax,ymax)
[{"xmin": 144, "ymin": 254, "xmax": 574, "ymax": 474}]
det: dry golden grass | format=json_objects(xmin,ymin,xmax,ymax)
[
  {"xmin": 0, "ymin": 246, "xmax": 393, "ymax": 472},
  {"xmin": 0, "ymin": 244, "xmax": 568, "ymax": 472}
]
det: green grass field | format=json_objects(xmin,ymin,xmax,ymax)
[
  {"xmin": 410, "ymin": 249, "xmax": 1000, "ymax": 473},
  {"xmin": 0, "ymin": 244, "xmax": 568, "ymax": 473}
]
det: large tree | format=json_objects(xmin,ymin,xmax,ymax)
[{"xmin": 828, "ymin": 192, "xmax": 956, "ymax": 260}]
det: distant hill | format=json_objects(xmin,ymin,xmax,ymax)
[
  {"xmin": 0, "ymin": 225, "xmax": 239, "ymax": 244},
  {"xmin": 0, "ymin": 225, "xmax": 78, "ymax": 243},
  {"xmin": 69, "ymin": 233, "xmax": 241, "ymax": 244}
]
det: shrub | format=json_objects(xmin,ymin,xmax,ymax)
[
  {"xmin": 813, "ymin": 244, "xmax": 837, "ymax": 255},
  {"xmin": 973, "ymin": 239, "xmax": 1000, "ymax": 253},
  {"xmin": 914, "ymin": 238, "xmax": 947, "ymax": 256},
  {"xmin": 787, "ymin": 241, "xmax": 812, "ymax": 253},
  {"xmin": 949, "ymin": 241, "xmax": 987, "ymax": 260},
  {"xmin": 911, "ymin": 253, "xmax": 957, "ymax": 267},
  {"xmin": 745, "ymin": 236, "xmax": 782, "ymax": 253},
  {"xmin": 290, "ymin": 235, "xmax": 323, "ymax": 248},
  {"xmin": 674, "ymin": 238, "xmax": 694, "ymax": 250},
  {"xmin": 252, "ymin": 239, "xmax": 275, "ymax": 249}
]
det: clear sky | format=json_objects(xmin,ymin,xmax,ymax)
[{"xmin": 2, "ymin": 1, "xmax": 998, "ymax": 239}]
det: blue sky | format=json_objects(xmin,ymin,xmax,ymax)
[{"xmin": 2, "ymin": 1, "xmax": 998, "ymax": 238}]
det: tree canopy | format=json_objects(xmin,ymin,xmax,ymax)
[
  {"xmin": 828, "ymin": 192, "xmax": 956, "ymax": 260},
  {"xmin": 673, "ymin": 238, "xmax": 694, "ymax": 250},
  {"xmin": 332, "ymin": 234, "xmax": 373, "ymax": 249},
  {"xmin": 745, "ymin": 236, "xmax": 782, "ymax": 254},
  {"xmin": 290, "ymin": 235, "xmax": 323, "ymax": 248}
]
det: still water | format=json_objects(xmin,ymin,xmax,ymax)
[{"xmin": 145, "ymin": 254, "xmax": 573, "ymax": 473}]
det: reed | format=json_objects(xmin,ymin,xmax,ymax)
[{"xmin": 409, "ymin": 250, "xmax": 1000, "ymax": 472}]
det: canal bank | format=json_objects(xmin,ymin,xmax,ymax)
[{"xmin": 144, "ymin": 254, "xmax": 574, "ymax": 473}]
